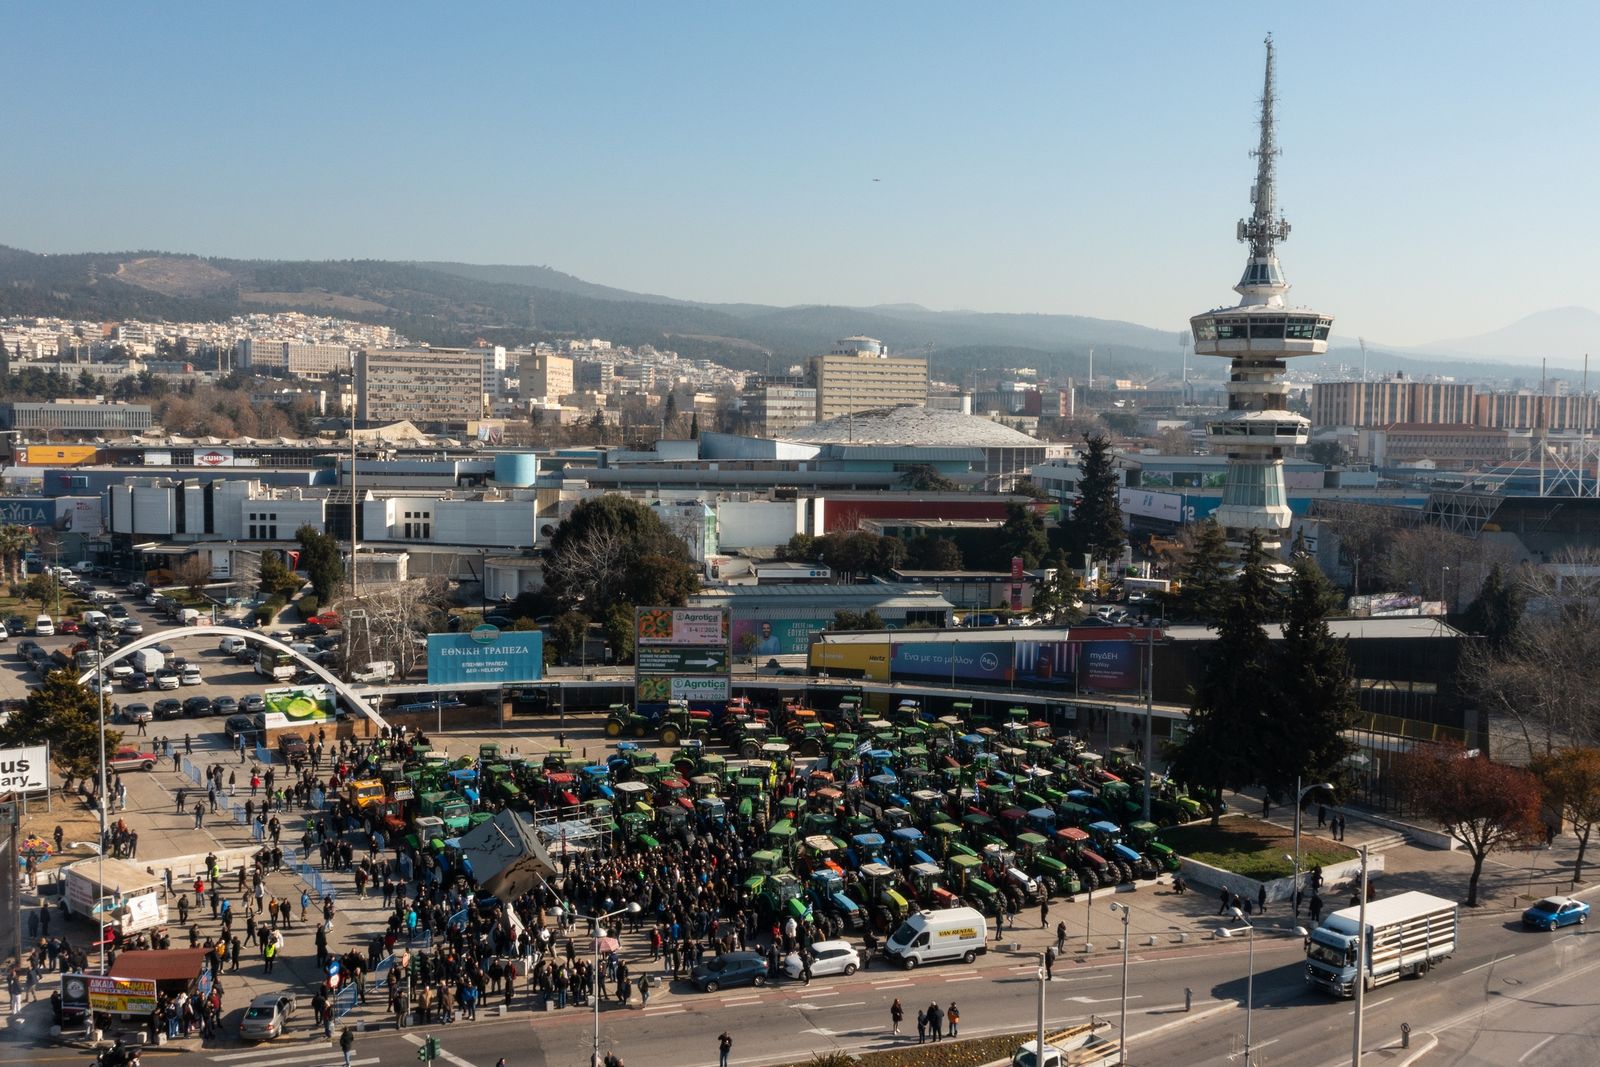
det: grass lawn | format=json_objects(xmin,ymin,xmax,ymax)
[{"xmin": 1163, "ymin": 815, "xmax": 1357, "ymax": 881}]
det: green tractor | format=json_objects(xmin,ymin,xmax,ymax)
[
  {"xmin": 603, "ymin": 703, "xmax": 652, "ymax": 739},
  {"xmin": 849, "ymin": 861, "xmax": 911, "ymax": 931},
  {"xmin": 758, "ymin": 872, "xmax": 814, "ymax": 923},
  {"xmin": 1126, "ymin": 820, "xmax": 1182, "ymax": 872}
]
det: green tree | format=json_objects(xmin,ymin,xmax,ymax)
[
  {"xmin": 899, "ymin": 465, "xmax": 960, "ymax": 492},
  {"xmin": 19, "ymin": 573, "xmax": 58, "ymax": 611},
  {"xmin": 872, "ymin": 536, "xmax": 908, "ymax": 576},
  {"xmin": 1307, "ymin": 440, "xmax": 1349, "ymax": 467},
  {"xmin": 909, "ymin": 535, "xmax": 963, "ymax": 571},
  {"xmin": 258, "ymin": 550, "xmax": 302, "ymax": 599},
  {"xmin": 998, "ymin": 501, "xmax": 1049, "ymax": 568},
  {"xmin": 783, "ymin": 533, "xmax": 816, "ymax": 562},
  {"xmin": 1173, "ymin": 520, "xmax": 1231, "ymax": 622},
  {"xmin": 603, "ymin": 602, "xmax": 636, "ymax": 665},
  {"xmin": 0, "ymin": 671, "xmax": 121, "ymax": 781},
  {"xmin": 0, "ymin": 524, "xmax": 33, "ymax": 585},
  {"xmin": 831, "ymin": 609, "xmax": 884, "ymax": 631},
  {"xmin": 1270, "ymin": 556, "xmax": 1359, "ymax": 793},
  {"xmin": 1459, "ymin": 562, "xmax": 1523, "ymax": 650},
  {"xmin": 1060, "ymin": 434, "xmax": 1125, "ymax": 568},
  {"xmin": 544, "ymin": 497, "xmax": 699, "ymax": 616},
  {"xmin": 1167, "ymin": 532, "xmax": 1280, "ymax": 825},
  {"xmin": 549, "ymin": 611, "xmax": 589, "ymax": 664},
  {"xmin": 295, "ymin": 524, "xmax": 344, "ymax": 603}
]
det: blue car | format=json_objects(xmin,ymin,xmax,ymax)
[{"xmin": 1521, "ymin": 896, "xmax": 1589, "ymax": 931}]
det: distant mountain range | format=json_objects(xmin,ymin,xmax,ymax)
[{"xmin": 0, "ymin": 245, "xmax": 1589, "ymax": 385}]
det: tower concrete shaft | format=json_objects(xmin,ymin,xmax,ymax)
[{"xmin": 1189, "ymin": 36, "xmax": 1332, "ymax": 551}]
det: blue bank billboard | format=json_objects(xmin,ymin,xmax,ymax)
[
  {"xmin": 890, "ymin": 641, "xmax": 1015, "ymax": 685},
  {"xmin": 427, "ymin": 627, "xmax": 543, "ymax": 686}
]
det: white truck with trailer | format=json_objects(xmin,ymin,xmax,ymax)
[{"xmin": 1305, "ymin": 890, "xmax": 1457, "ymax": 996}]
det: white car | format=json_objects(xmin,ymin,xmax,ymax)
[
  {"xmin": 180, "ymin": 665, "xmax": 203, "ymax": 686},
  {"xmin": 33, "ymin": 615, "xmax": 54, "ymax": 636},
  {"xmin": 154, "ymin": 671, "xmax": 181, "ymax": 691},
  {"xmin": 144, "ymin": 593, "xmax": 162, "ymax": 607},
  {"xmin": 91, "ymin": 590, "xmax": 116, "ymax": 604},
  {"xmin": 783, "ymin": 940, "xmax": 860, "ymax": 979},
  {"xmin": 107, "ymin": 663, "xmax": 134, "ymax": 680}
]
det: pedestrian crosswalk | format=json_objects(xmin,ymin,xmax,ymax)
[{"xmin": 203, "ymin": 1043, "xmax": 378, "ymax": 1067}]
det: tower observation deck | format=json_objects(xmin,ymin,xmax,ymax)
[{"xmin": 1189, "ymin": 36, "xmax": 1332, "ymax": 551}]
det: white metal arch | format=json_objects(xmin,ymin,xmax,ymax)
[{"xmin": 77, "ymin": 624, "xmax": 388, "ymax": 730}]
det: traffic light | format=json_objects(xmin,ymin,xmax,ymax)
[
  {"xmin": 417, "ymin": 1036, "xmax": 441, "ymax": 1062},
  {"xmin": 417, "ymin": 1046, "xmax": 428, "ymax": 1063}
]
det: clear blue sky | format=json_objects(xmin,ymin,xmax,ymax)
[{"xmin": 4, "ymin": 3, "xmax": 1596, "ymax": 347}]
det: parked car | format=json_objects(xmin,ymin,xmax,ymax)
[
  {"xmin": 238, "ymin": 992, "xmax": 296, "ymax": 1041},
  {"xmin": 58, "ymin": 619, "xmax": 80, "ymax": 635},
  {"xmin": 153, "ymin": 698, "xmax": 184, "ymax": 720},
  {"xmin": 180, "ymin": 665, "xmax": 203, "ymax": 686},
  {"xmin": 278, "ymin": 735, "xmax": 308, "ymax": 763},
  {"xmin": 16, "ymin": 639, "xmax": 41, "ymax": 659},
  {"xmin": 107, "ymin": 747, "xmax": 158, "ymax": 772},
  {"xmin": 108, "ymin": 604, "xmax": 129, "ymax": 619},
  {"xmin": 219, "ymin": 636, "xmax": 248, "ymax": 655},
  {"xmin": 183, "ymin": 695, "xmax": 215, "ymax": 718},
  {"xmin": 214, "ymin": 695, "xmax": 240, "ymax": 717},
  {"xmin": 783, "ymin": 940, "xmax": 861, "ymax": 979},
  {"xmin": 223, "ymin": 714, "xmax": 256, "ymax": 741},
  {"xmin": 107, "ymin": 662, "xmax": 133, "ymax": 680},
  {"xmin": 1522, "ymin": 896, "xmax": 1590, "ymax": 931},
  {"xmin": 153, "ymin": 670, "xmax": 181, "ymax": 691},
  {"xmin": 121, "ymin": 703, "xmax": 154, "ymax": 724},
  {"xmin": 240, "ymin": 694, "xmax": 266, "ymax": 714},
  {"xmin": 689, "ymin": 951, "xmax": 768, "ymax": 992},
  {"xmin": 123, "ymin": 672, "xmax": 149, "ymax": 692},
  {"xmin": 119, "ymin": 619, "xmax": 146, "ymax": 636},
  {"xmin": 34, "ymin": 616, "xmax": 54, "ymax": 636}
]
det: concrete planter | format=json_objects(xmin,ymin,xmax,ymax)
[{"xmin": 1179, "ymin": 852, "xmax": 1383, "ymax": 904}]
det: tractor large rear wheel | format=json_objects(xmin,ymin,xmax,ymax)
[
  {"xmin": 740, "ymin": 741, "xmax": 760, "ymax": 759},
  {"xmin": 660, "ymin": 725, "xmax": 681, "ymax": 747},
  {"xmin": 604, "ymin": 718, "xmax": 623, "ymax": 738}
]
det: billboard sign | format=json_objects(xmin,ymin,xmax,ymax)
[
  {"xmin": 636, "ymin": 607, "xmax": 728, "ymax": 646},
  {"xmin": 194, "ymin": 447, "xmax": 235, "ymax": 467},
  {"xmin": 262, "ymin": 686, "xmax": 337, "ymax": 724},
  {"xmin": 1012, "ymin": 641, "xmax": 1077, "ymax": 687},
  {"xmin": 427, "ymin": 630, "xmax": 543, "ymax": 685},
  {"xmin": 88, "ymin": 975, "xmax": 158, "ymax": 1015},
  {"xmin": 730, "ymin": 617, "xmax": 816, "ymax": 657},
  {"xmin": 670, "ymin": 675, "xmax": 730, "ymax": 702},
  {"xmin": 1118, "ymin": 488, "xmax": 1184, "ymax": 523},
  {"xmin": 1079, "ymin": 641, "xmax": 1139, "ymax": 691},
  {"xmin": 809, "ymin": 641, "xmax": 890, "ymax": 681},
  {"xmin": 890, "ymin": 641, "xmax": 1014, "ymax": 684},
  {"xmin": 636, "ymin": 646, "xmax": 730, "ymax": 674},
  {"xmin": 0, "ymin": 744, "xmax": 50, "ymax": 793}
]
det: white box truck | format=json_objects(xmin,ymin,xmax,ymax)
[
  {"xmin": 883, "ymin": 906, "xmax": 989, "ymax": 968},
  {"xmin": 1305, "ymin": 890, "xmax": 1457, "ymax": 996},
  {"xmin": 62, "ymin": 858, "xmax": 169, "ymax": 938}
]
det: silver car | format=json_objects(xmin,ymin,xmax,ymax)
[{"xmin": 239, "ymin": 992, "xmax": 295, "ymax": 1041}]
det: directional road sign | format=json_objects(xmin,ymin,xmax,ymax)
[{"xmin": 636, "ymin": 646, "xmax": 729, "ymax": 674}]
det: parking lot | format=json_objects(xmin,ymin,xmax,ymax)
[{"xmin": 0, "ymin": 575, "xmax": 340, "ymax": 749}]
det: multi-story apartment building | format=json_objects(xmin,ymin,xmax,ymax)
[
  {"xmin": 356, "ymin": 347, "xmax": 486, "ymax": 426},
  {"xmin": 240, "ymin": 339, "xmax": 352, "ymax": 377},
  {"xmin": 1310, "ymin": 379, "xmax": 1475, "ymax": 428},
  {"xmin": 1474, "ymin": 392, "xmax": 1599, "ymax": 433},
  {"xmin": 745, "ymin": 379, "xmax": 817, "ymax": 437},
  {"xmin": 521, "ymin": 351, "xmax": 574, "ymax": 403},
  {"xmin": 810, "ymin": 336, "xmax": 928, "ymax": 422}
]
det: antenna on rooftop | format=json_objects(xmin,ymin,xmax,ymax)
[{"xmin": 1358, "ymin": 337, "xmax": 1368, "ymax": 383}]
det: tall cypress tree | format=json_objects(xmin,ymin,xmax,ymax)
[
  {"xmin": 1174, "ymin": 519, "xmax": 1231, "ymax": 622},
  {"xmin": 1460, "ymin": 562, "xmax": 1523, "ymax": 651},
  {"xmin": 1065, "ymin": 433, "xmax": 1125, "ymax": 567},
  {"xmin": 1168, "ymin": 531, "xmax": 1280, "ymax": 823},
  {"xmin": 1269, "ymin": 555, "xmax": 1359, "ymax": 794}
]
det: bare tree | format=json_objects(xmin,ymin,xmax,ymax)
[
  {"xmin": 542, "ymin": 526, "xmax": 627, "ymax": 612},
  {"xmin": 174, "ymin": 554, "xmax": 213, "ymax": 598},
  {"xmin": 357, "ymin": 577, "xmax": 451, "ymax": 678}
]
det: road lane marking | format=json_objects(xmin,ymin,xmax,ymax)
[
  {"xmin": 1068, "ymin": 994, "xmax": 1143, "ymax": 1004},
  {"xmin": 943, "ymin": 974, "xmax": 985, "ymax": 982},
  {"xmin": 208, "ymin": 1048, "xmax": 338, "ymax": 1063},
  {"xmin": 1462, "ymin": 953, "xmax": 1517, "ymax": 974},
  {"xmin": 1520, "ymin": 1034, "xmax": 1557, "ymax": 1063},
  {"xmin": 795, "ymin": 990, "xmax": 838, "ymax": 997},
  {"xmin": 642, "ymin": 1008, "xmax": 685, "ymax": 1017},
  {"xmin": 1348, "ymin": 996, "xmax": 1393, "ymax": 1015}
]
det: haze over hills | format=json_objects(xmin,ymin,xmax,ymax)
[{"xmin": 0, "ymin": 244, "xmax": 1588, "ymax": 385}]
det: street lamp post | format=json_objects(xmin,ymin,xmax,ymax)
[
  {"xmin": 1292, "ymin": 778, "xmax": 1335, "ymax": 913},
  {"xmin": 1109, "ymin": 901, "xmax": 1131, "ymax": 1066},
  {"xmin": 1220, "ymin": 908, "xmax": 1256, "ymax": 1065},
  {"xmin": 96, "ymin": 633, "xmax": 109, "ymax": 974},
  {"xmin": 1352, "ymin": 844, "xmax": 1370, "ymax": 1067},
  {"xmin": 552, "ymin": 901, "xmax": 641, "ymax": 1067}
]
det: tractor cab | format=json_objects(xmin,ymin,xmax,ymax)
[
  {"xmin": 759, "ymin": 872, "xmax": 814, "ymax": 922},
  {"xmin": 808, "ymin": 867, "xmax": 864, "ymax": 929},
  {"xmin": 579, "ymin": 764, "xmax": 613, "ymax": 800},
  {"xmin": 800, "ymin": 834, "xmax": 846, "ymax": 874},
  {"xmin": 849, "ymin": 832, "xmax": 887, "ymax": 867}
]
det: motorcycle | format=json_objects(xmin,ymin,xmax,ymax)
[{"xmin": 93, "ymin": 1043, "xmax": 141, "ymax": 1067}]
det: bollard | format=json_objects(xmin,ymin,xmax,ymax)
[
  {"xmin": 1184, "ymin": 987, "xmax": 1193, "ymax": 1012},
  {"xmin": 1401, "ymin": 1022, "xmax": 1411, "ymax": 1049},
  {"xmin": 1178, "ymin": 931, "xmax": 1190, "ymax": 943},
  {"xmin": 1145, "ymin": 934, "xmax": 1157, "ymax": 947}
]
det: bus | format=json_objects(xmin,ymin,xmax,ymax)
[{"xmin": 256, "ymin": 648, "xmax": 296, "ymax": 681}]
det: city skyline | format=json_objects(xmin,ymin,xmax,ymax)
[{"xmin": 4, "ymin": 4, "xmax": 1597, "ymax": 351}]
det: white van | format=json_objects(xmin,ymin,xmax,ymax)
[
  {"xmin": 883, "ymin": 906, "xmax": 989, "ymax": 968},
  {"xmin": 34, "ymin": 615, "xmax": 54, "ymax": 637}
]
